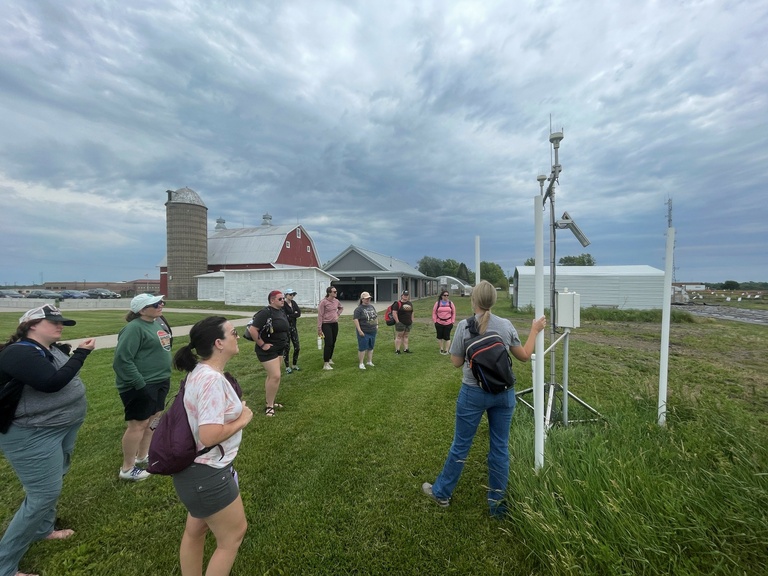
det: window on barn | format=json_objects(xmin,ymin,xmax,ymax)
[
  {"xmin": 296, "ymin": 229, "xmax": 301, "ymax": 238},
  {"xmin": 286, "ymin": 241, "xmax": 290, "ymax": 249},
  {"xmin": 307, "ymin": 246, "xmax": 311, "ymax": 252}
]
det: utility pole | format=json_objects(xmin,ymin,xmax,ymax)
[{"xmin": 665, "ymin": 198, "xmax": 677, "ymax": 283}]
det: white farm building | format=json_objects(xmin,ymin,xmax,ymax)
[
  {"xmin": 513, "ymin": 265, "xmax": 666, "ymax": 310},
  {"xmin": 196, "ymin": 267, "xmax": 338, "ymax": 308}
]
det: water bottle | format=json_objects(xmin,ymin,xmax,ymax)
[{"xmin": 317, "ymin": 335, "xmax": 323, "ymax": 350}]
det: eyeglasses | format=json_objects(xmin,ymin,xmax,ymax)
[
  {"xmin": 149, "ymin": 301, "xmax": 166, "ymax": 309},
  {"xmin": 331, "ymin": 290, "xmax": 337, "ymax": 293},
  {"xmin": 441, "ymin": 294, "xmax": 449, "ymax": 297},
  {"xmin": 276, "ymin": 297, "xmax": 285, "ymax": 301}
]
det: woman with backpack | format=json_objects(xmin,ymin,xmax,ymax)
[
  {"xmin": 172, "ymin": 316, "xmax": 254, "ymax": 576},
  {"xmin": 248, "ymin": 290, "xmax": 290, "ymax": 416},
  {"xmin": 432, "ymin": 290, "xmax": 456, "ymax": 355},
  {"xmin": 422, "ymin": 281, "xmax": 546, "ymax": 517}
]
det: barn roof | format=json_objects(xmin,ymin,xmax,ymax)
[{"xmin": 207, "ymin": 225, "xmax": 298, "ymax": 266}]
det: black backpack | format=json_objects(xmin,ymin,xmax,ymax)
[{"xmin": 464, "ymin": 317, "xmax": 516, "ymax": 394}]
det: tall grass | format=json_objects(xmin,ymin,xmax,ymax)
[{"xmin": 1, "ymin": 299, "xmax": 766, "ymax": 575}]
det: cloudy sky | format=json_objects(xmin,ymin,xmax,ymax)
[{"xmin": 2, "ymin": 0, "xmax": 766, "ymax": 287}]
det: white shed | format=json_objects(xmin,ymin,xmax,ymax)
[
  {"xmin": 513, "ymin": 265, "xmax": 665, "ymax": 310},
  {"xmin": 196, "ymin": 267, "xmax": 338, "ymax": 308}
]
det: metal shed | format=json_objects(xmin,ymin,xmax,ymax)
[{"xmin": 513, "ymin": 265, "xmax": 665, "ymax": 310}]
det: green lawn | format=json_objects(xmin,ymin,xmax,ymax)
[{"xmin": 1, "ymin": 299, "xmax": 766, "ymax": 575}]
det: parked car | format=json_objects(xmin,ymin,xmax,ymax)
[
  {"xmin": 60, "ymin": 289, "xmax": 90, "ymax": 299},
  {"xmin": 26, "ymin": 290, "xmax": 64, "ymax": 299},
  {"xmin": 86, "ymin": 288, "xmax": 120, "ymax": 299},
  {"xmin": 0, "ymin": 289, "xmax": 25, "ymax": 298}
]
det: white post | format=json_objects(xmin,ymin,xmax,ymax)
[
  {"xmin": 534, "ymin": 196, "xmax": 546, "ymax": 470},
  {"xmin": 475, "ymin": 235, "xmax": 481, "ymax": 286},
  {"xmin": 658, "ymin": 227, "xmax": 675, "ymax": 426}
]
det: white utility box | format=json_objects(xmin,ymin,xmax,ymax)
[{"xmin": 556, "ymin": 289, "xmax": 580, "ymax": 328}]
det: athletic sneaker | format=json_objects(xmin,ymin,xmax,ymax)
[
  {"xmin": 119, "ymin": 466, "xmax": 151, "ymax": 482},
  {"xmin": 395, "ymin": 350, "xmax": 401, "ymax": 355},
  {"xmin": 135, "ymin": 455, "xmax": 149, "ymax": 466},
  {"xmin": 404, "ymin": 349, "xmax": 412, "ymax": 354},
  {"xmin": 366, "ymin": 362, "xmax": 375, "ymax": 367},
  {"xmin": 285, "ymin": 367, "xmax": 293, "ymax": 374},
  {"xmin": 292, "ymin": 365, "xmax": 301, "ymax": 371},
  {"xmin": 359, "ymin": 363, "xmax": 366, "ymax": 370},
  {"xmin": 323, "ymin": 364, "xmax": 334, "ymax": 370},
  {"xmin": 421, "ymin": 482, "xmax": 450, "ymax": 507}
]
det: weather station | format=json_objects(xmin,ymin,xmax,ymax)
[{"xmin": 517, "ymin": 130, "xmax": 604, "ymax": 471}]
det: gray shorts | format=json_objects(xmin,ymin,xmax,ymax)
[
  {"xmin": 172, "ymin": 463, "xmax": 239, "ymax": 518},
  {"xmin": 395, "ymin": 322, "xmax": 412, "ymax": 333}
]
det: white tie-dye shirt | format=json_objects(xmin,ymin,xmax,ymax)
[{"xmin": 183, "ymin": 363, "xmax": 244, "ymax": 468}]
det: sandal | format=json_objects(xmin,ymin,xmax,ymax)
[
  {"xmin": 264, "ymin": 406, "xmax": 276, "ymax": 417},
  {"xmin": 45, "ymin": 529, "xmax": 75, "ymax": 540}
]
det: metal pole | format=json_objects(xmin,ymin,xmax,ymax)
[
  {"xmin": 562, "ymin": 328, "xmax": 570, "ymax": 426},
  {"xmin": 534, "ymin": 195, "xmax": 546, "ymax": 471}
]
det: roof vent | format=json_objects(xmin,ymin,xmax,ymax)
[
  {"xmin": 261, "ymin": 213, "xmax": 273, "ymax": 226},
  {"xmin": 215, "ymin": 217, "xmax": 227, "ymax": 230}
]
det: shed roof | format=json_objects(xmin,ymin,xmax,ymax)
[
  {"xmin": 515, "ymin": 265, "xmax": 663, "ymax": 277},
  {"xmin": 324, "ymin": 245, "xmax": 430, "ymax": 278}
]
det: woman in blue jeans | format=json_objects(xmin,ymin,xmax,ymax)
[
  {"xmin": 422, "ymin": 281, "xmax": 546, "ymax": 517},
  {"xmin": 0, "ymin": 305, "xmax": 96, "ymax": 576}
]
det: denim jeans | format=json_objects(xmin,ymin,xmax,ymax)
[
  {"xmin": 0, "ymin": 422, "xmax": 82, "ymax": 576},
  {"xmin": 432, "ymin": 384, "xmax": 516, "ymax": 514}
]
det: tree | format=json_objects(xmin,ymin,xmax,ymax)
[
  {"xmin": 722, "ymin": 280, "xmax": 740, "ymax": 290},
  {"xmin": 442, "ymin": 259, "xmax": 461, "ymax": 278},
  {"xmin": 456, "ymin": 262, "xmax": 471, "ymax": 283},
  {"xmin": 416, "ymin": 256, "xmax": 443, "ymax": 277},
  {"xmin": 524, "ymin": 257, "xmax": 535, "ymax": 266},
  {"xmin": 480, "ymin": 261, "xmax": 508, "ymax": 289},
  {"xmin": 559, "ymin": 253, "xmax": 596, "ymax": 266}
]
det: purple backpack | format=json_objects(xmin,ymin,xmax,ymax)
[{"xmin": 147, "ymin": 371, "xmax": 242, "ymax": 475}]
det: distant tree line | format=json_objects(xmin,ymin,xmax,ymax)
[
  {"xmin": 524, "ymin": 253, "xmax": 596, "ymax": 266},
  {"xmin": 709, "ymin": 281, "xmax": 767, "ymax": 291},
  {"xmin": 416, "ymin": 257, "xmax": 509, "ymax": 290}
]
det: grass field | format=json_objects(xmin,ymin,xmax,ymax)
[{"xmin": 1, "ymin": 298, "xmax": 766, "ymax": 575}]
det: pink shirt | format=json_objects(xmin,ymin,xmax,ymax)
[
  {"xmin": 317, "ymin": 297, "xmax": 343, "ymax": 329},
  {"xmin": 183, "ymin": 363, "xmax": 243, "ymax": 468}
]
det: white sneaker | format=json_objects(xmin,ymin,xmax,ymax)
[
  {"xmin": 135, "ymin": 455, "xmax": 149, "ymax": 466},
  {"xmin": 323, "ymin": 364, "xmax": 334, "ymax": 370},
  {"xmin": 359, "ymin": 363, "xmax": 366, "ymax": 370},
  {"xmin": 329, "ymin": 360, "xmax": 335, "ymax": 365},
  {"xmin": 366, "ymin": 362, "xmax": 375, "ymax": 367},
  {"xmin": 119, "ymin": 466, "xmax": 151, "ymax": 482},
  {"xmin": 292, "ymin": 365, "xmax": 300, "ymax": 371}
]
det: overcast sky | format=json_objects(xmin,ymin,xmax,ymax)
[{"xmin": 2, "ymin": 0, "xmax": 766, "ymax": 287}]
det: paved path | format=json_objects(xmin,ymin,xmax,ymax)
[{"xmin": 60, "ymin": 301, "xmax": 390, "ymax": 350}]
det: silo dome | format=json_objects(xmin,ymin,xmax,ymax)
[{"xmin": 167, "ymin": 187, "xmax": 207, "ymax": 207}]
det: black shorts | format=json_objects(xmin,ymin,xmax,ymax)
[
  {"xmin": 435, "ymin": 322, "xmax": 453, "ymax": 341},
  {"xmin": 119, "ymin": 379, "xmax": 170, "ymax": 421},
  {"xmin": 255, "ymin": 345, "xmax": 286, "ymax": 363},
  {"xmin": 172, "ymin": 463, "xmax": 239, "ymax": 518}
]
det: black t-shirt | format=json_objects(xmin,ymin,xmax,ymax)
[
  {"xmin": 252, "ymin": 307, "xmax": 291, "ymax": 350},
  {"xmin": 395, "ymin": 300, "xmax": 414, "ymax": 325}
]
